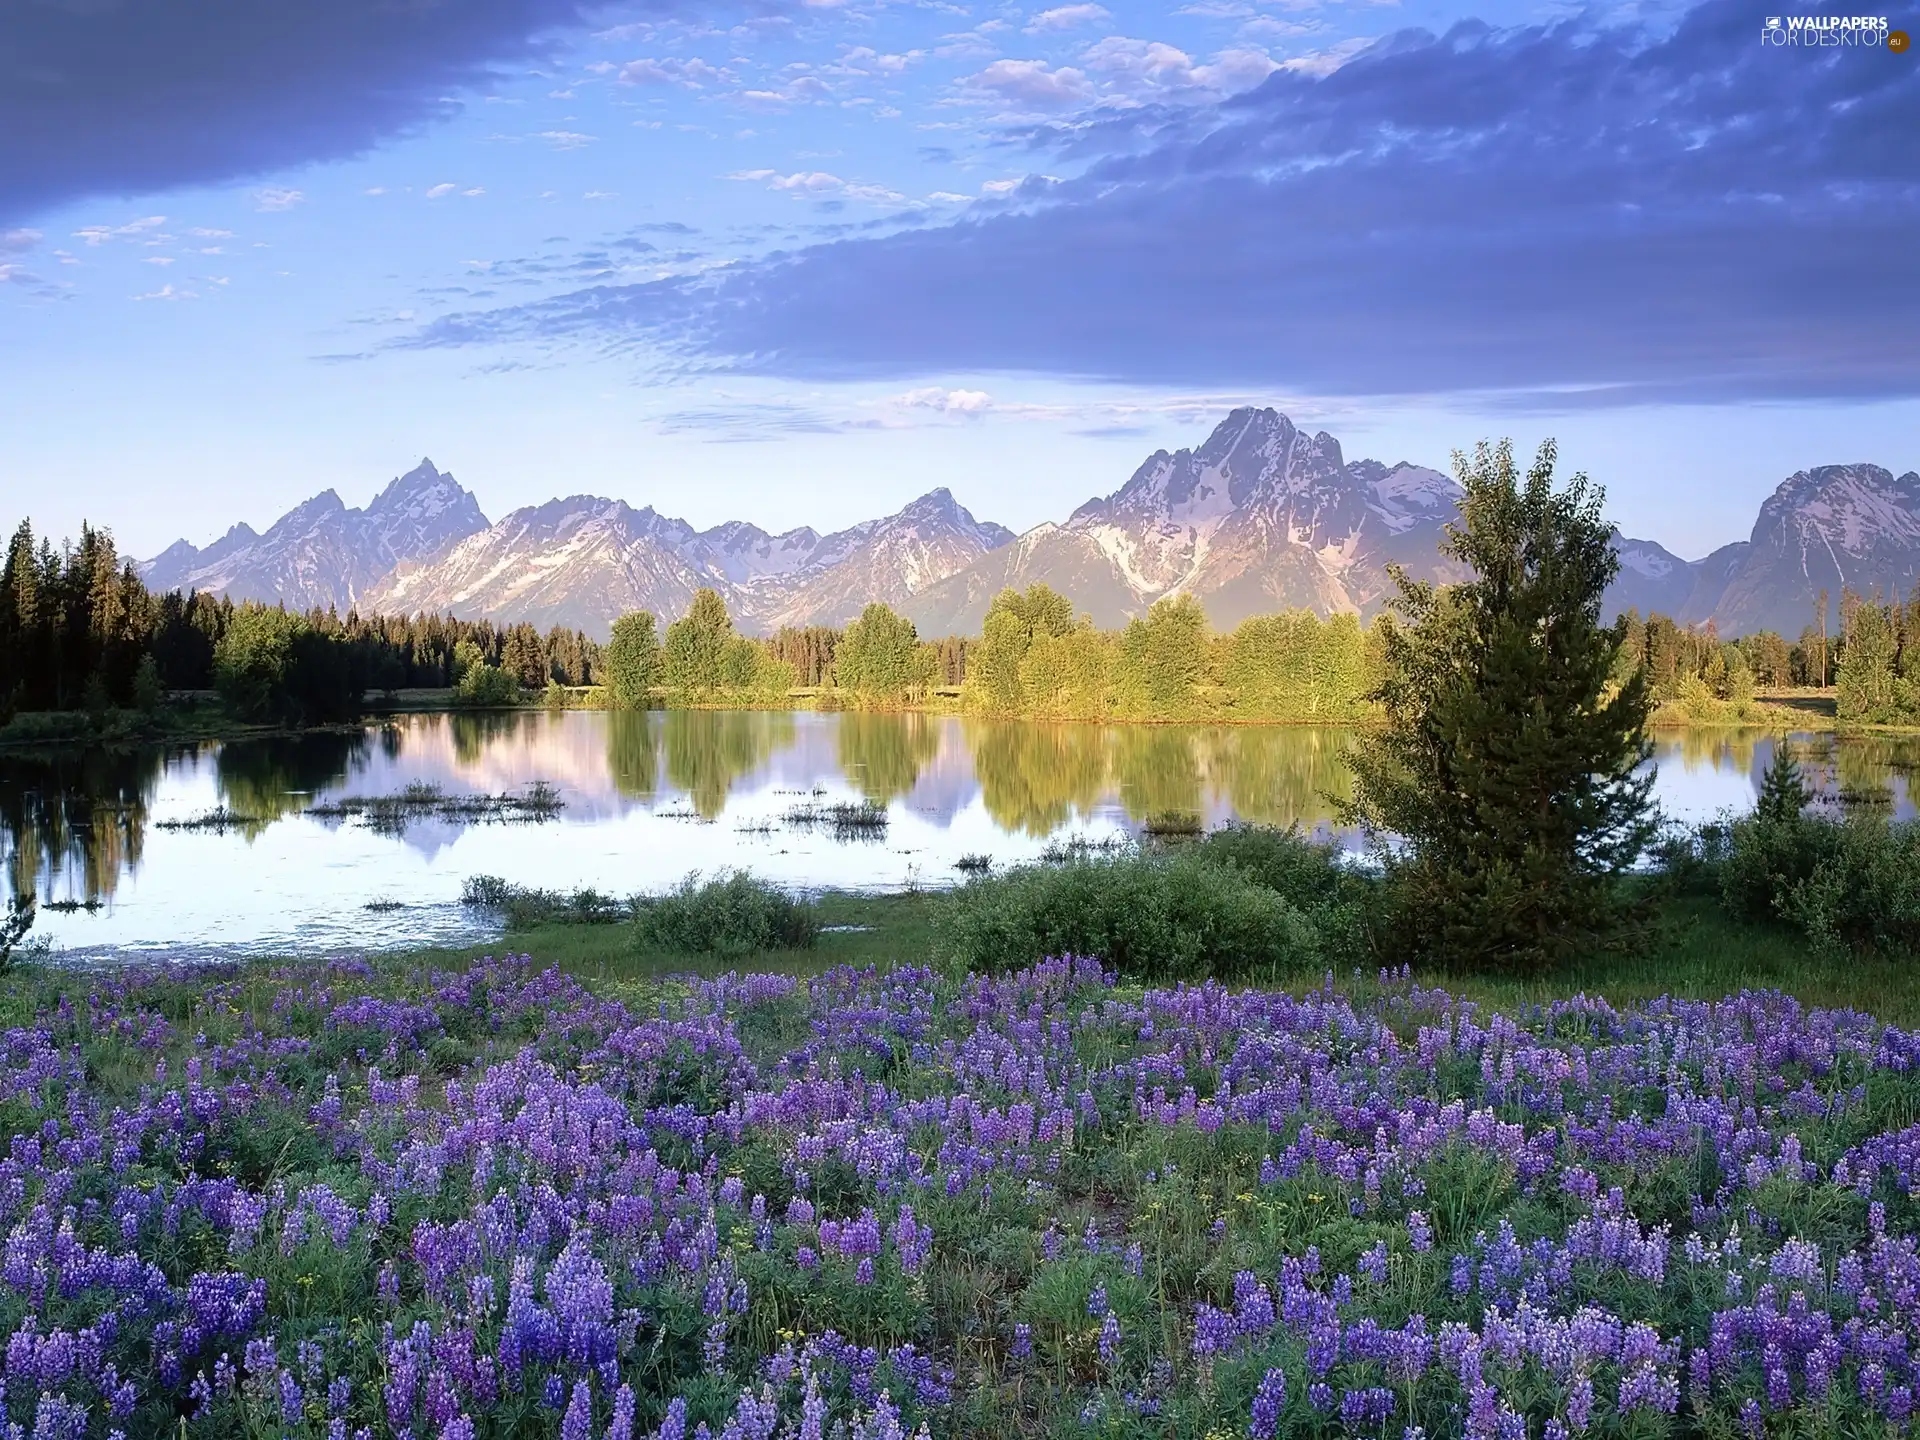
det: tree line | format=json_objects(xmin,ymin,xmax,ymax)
[
  {"xmin": 0, "ymin": 519, "xmax": 605, "ymax": 725},
  {"xmin": 9, "ymin": 513, "xmax": 1918, "ymax": 734}
]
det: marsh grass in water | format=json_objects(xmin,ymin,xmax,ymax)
[
  {"xmin": 781, "ymin": 798, "xmax": 890, "ymax": 840},
  {"xmin": 307, "ymin": 779, "xmax": 564, "ymax": 834}
]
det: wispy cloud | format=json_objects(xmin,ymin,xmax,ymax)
[{"xmin": 254, "ymin": 187, "xmax": 304, "ymax": 211}]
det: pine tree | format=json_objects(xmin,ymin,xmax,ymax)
[
  {"xmin": 1344, "ymin": 438, "xmax": 1656, "ymax": 974},
  {"xmin": 1754, "ymin": 744, "xmax": 1811, "ymax": 825}
]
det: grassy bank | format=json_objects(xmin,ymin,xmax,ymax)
[{"xmin": 405, "ymin": 879, "xmax": 1920, "ymax": 1023}]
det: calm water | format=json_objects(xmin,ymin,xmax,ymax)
[{"xmin": 3, "ymin": 710, "xmax": 1915, "ymax": 961}]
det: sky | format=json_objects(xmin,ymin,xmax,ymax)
[{"xmin": 2, "ymin": 0, "xmax": 1916, "ymax": 563}]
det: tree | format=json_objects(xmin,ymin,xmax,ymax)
[
  {"xmin": 1112, "ymin": 595, "xmax": 1210, "ymax": 719},
  {"xmin": 1755, "ymin": 743, "xmax": 1811, "ymax": 825},
  {"xmin": 835, "ymin": 603, "xmax": 931, "ymax": 705},
  {"xmin": 1343, "ymin": 438, "xmax": 1656, "ymax": 973},
  {"xmin": 213, "ymin": 605, "xmax": 306, "ymax": 721},
  {"xmin": 604, "ymin": 612, "xmax": 663, "ymax": 710},
  {"xmin": 662, "ymin": 589, "xmax": 734, "ymax": 693},
  {"xmin": 1837, "ymin": 595, "xmax": 1898, "ymax": 723},
  {"xmin": 962, "ymin": 585, "xmax": 1073, "ymax": 715}
]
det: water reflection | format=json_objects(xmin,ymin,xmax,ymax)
[{"xmin": 0, "ymin": 712, "xmax": 1914, "ymax": 958}]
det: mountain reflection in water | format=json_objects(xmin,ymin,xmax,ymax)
[{"xmin": 1, "ymin": 710, "xmax": 1913, "ymax": 960}]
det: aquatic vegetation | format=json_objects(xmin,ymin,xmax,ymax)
[
  {"xmin": 5, "ymin": 954, "xmax": 1920, "ymax": 1437},
  {"xmin": 782, "ymin": 799, "xmax": 891, "ymax": 841},
  {"xmin": 307, "ymin": 781, "xmax": 564, "ymax": 834}
]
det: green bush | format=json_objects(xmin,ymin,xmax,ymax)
[
  {"xmin": 1721, "ymin": 812, "xmax": 1920, "ymax": 958},
  {"xmin": 632, "ymin": 871, "xmax": 819, "ymax": 956},
  {"xmin": 459, "ymin": 875, "xmax": 630, "ymax": 928},
  {"xmin": 937, "ymin": 846, "xmax": 1326, "ymax": 981}
]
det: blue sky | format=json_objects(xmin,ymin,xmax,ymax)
[{"xmin": 3, "ymin": 0, "xmax": 1916, "ymax": 562}]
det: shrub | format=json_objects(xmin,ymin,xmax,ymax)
[
  {"xmin": 938, "ymin": 847, "xmax": 1325, "ymax": 981},
  {"xmin": 1721, "ymin": 809, "xmax": 1920, "ymax": 958},
  {"xmin": 459, "ymin": 875, "xmax": 629, "ymax": 928},
  {"xmin": 632, "ymin": 871, "xmax": 820, "ymax": 956}
]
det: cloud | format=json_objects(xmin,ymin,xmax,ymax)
[
  {"xmin": 617, "ymin": 57, "xmax": 734, "ymax": 87},
  {"xmin": 0, "ymin": 0, "xmax": 744, "ymax": 224},
  {"xmin": 426, "ymin": 183, "xmax": 461, "ymax": 199},
  {"xmin": 402, "ymin": 0, "xmax": 1920, "ymax": 408},
  {"xmin": 1, "ymin": 229, "xmax": 41, "ymax": 254},
  {"xmin": 535, "ymin": 130, "xmax": 597, "ymax": 148},
  {"xmin": 1025, "ymin": 4, "xmax": 1111, "ymax": 33},
  {"xmin": 133, "ymin": 283, "xmax": 193, "ymax": 301},
  {"xmin": 965, "ymin": 59, "xmax": 1095, "ymax": 109},
  {"xmin": 254, "ymin": 186, "xmax": 304, "ymax": 211},
  {"xmin": 727, "ymin": 170, "xmax": 908, "ymax": 204},
  {"xmin": 897, "ymin": 386, "xmax": 994, "ymax": 413}
]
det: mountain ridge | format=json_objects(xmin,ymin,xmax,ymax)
[{"xmin": 142, "ymin": 417, "xmax": 1920, "ymax": 640}]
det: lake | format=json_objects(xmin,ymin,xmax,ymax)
[{"xmin": 4, "ymin": 709, "xmax": 1916, "ymax": 961}]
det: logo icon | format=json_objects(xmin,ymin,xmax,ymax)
[
  {"xmin": 1890, "ymin": 27, "xmax": 1912, "ymax": 49},
  {"xmin": 1766, "ymin": 14, "xmax": 1782, "ymax": 24}
]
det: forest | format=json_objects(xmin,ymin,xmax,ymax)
[{"xmin": 5, "ymin": 514, "xmax": 1920, "ymax": 733}]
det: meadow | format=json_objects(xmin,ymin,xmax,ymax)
[{"xmin": 7, "ymin": 865, "xmax": 1920, "ymax": 1440}]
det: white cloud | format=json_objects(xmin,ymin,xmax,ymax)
[
  {"xmin": 728, "ymin": 169, "xmax": 908, "ymax": 204},
  {"xmin": 536, "ymin": 131, "xmax": 596, "ymax": 149},
  {"xmin": 1079, "ymin": 36, "xmax": 1278, "ymax": 98},
  {"xmin": 142, "ymin": 256, "xmax": 175, "ymax": 265},
  {"xmin": 425, "ymin": 183, "xmax": 460, "ymax": 198},
  {"xmin": 898, "ymin": 386, "xmax": 995, "ymax": 414},
  {"xmin": 364, "ymin": 186, "xmax": 388, "ymax": 196},
  {"xmin": 1, "ymin": 229, "xmax": 41, "ymax": 253},
  {"xmin": 462, "ymin": 187, "xmax": 486, "ymax": 197},
  {"xmin": 73, "ymin": 216, "xmax": 167, "ymax": 246},
  {"xmin": 583, "ymin": 191, "xmax": 617, "ymax": 200},
  {"xmin": 133, "ymin": 283, "xmax": 194, "ymax": 301},
  {"xmin": 254, "ymin": 187, "xmax": 304, "ymax": 211},
  {"xmin": 1025, "ymin": 4, "xmax": 1111, "ymax": 32},
  {"xmin": 188, "ymin": 227, "xmax": 234, "ymax": 238},
  {"xmin": 618, "ymin": 57, "xmax": 732, "ymax": 87},
  {"xmin": 966, "ymin": 58, "xmax": 1094, "ymax": 108}
]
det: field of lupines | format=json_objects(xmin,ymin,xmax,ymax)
[{"xmin": 5, "ymin": 951, "xmax": 1920, "ymax": 1440}]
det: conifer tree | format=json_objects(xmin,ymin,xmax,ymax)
[
  {"xmin": 1344, "ymin": 438, "xmax": 1655, "ymax": 973},
  {"xmin": 1754, "ymin": 743, "xmax": 1811, "ymax": 826}
]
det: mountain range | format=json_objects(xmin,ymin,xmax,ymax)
[{"xmin": 141, "ymin": 412, "xmax": 1920, "ymax": 640}]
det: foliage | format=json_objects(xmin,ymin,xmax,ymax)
[
  {"xmin": 450, "ymin": 638, "xmax": 521, "ymax": 708},
  {"xmin": 1112, "ymin": 594, "xmax": 1213, "ymax": 720},
  {"xmin": 460, "ymin": 874, "xmax": 630, "ymax": 928},
  {"xmin": 833, "ymin": 603, "xmax": 933, "ymax": 706},
  {"xmin": 604, "ymin": 611, "xmax": 664, "ymax": 709},
  {"xmin": 961, "ymin": 584, "xmax": 1075, "ymax": 715},
  {"xmin": 2, "ymin": 516, "xmax": 607, "ymax": 727},
  {"xmin": 1346, "ymin": 438, "xmax": 1656, "ymax": 974},
  {"xmin": 632, "ymin": 870, "xmax": 820, "ymax": 955},
  {"xmin": 937, "ymin": 844, "xmax": 1329, "ymax": 980},
  {"xmin": 1720, "ymin": 788, "xmax": 1920, "ymax": 958},
  {"xmin": 1837, "ymin": 589, "xmax": 1920, "ymax": 725},
  {"xmin": 0, "ymin": 894, "xmax": 33, "ymax": 972}
]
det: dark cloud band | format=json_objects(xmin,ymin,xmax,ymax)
[
  {"xmin": 0, "ymin": 0, "xmax": 612, "ymax": 222},
  {"xmin": 406, "ymin": 0, "xmax": 1920, "ymax": 405}
]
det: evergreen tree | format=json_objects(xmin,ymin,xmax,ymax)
[
  {"xmin": 1754, "ymin": 744, "xmax": 1812, "ymax": 825},
  {"xmin": 1344, "ymin": 438, "xmax": 1656, "ymax": 973},
  {"xmin": 604, "ymin": 612, "xmax": 663, "ymax": 709}
]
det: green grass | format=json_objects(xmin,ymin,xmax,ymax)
[
  {"xmin": 385, "ymin": 889, "xmax": 945, "ymax": 984},
  {"xmin": 365, "ymin": 882, "xmax": 1920, "ymax": 1024}
]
